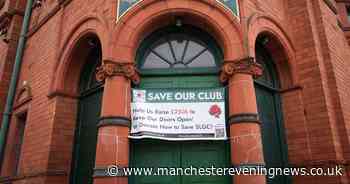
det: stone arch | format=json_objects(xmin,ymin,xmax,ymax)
[
  {"xmin": 49, "ymin": 16, "xmax": 107, "ymax": 97},
  {"xmin": 43, "ymin": 17, "xmax": 105, "ymax": 184},
  {"xmin": 249, "ymin": 15, "xmax": 311, "ymax": 175},
  {"xmin": 108, "ymin": 0, "xmax": 244, "ymax": 63},
  {"xmin": 248, "ymin": 14, "xmax": 297, "ymax": 89}
]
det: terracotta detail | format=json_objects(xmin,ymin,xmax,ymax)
[
  {"xmin": 220, "ymin": 57, "xmax": 263, "ymax": 83},
  {"xmin": 0, "ymin": 11, "xmax": 13, "ymax": 43},
  {"xmin": 111, "ymin": 0, "xmax": 244, "ymax": 62},
  {"xmin": 14, "ymin": 82, "xmax": 32, "ymax": 109},
  {"xmin": 96, "ymin": 60, "xmax": 140, "ymax": 84},
  {"xmin": 33, "ymin": 0, "xmax": 43, "ymax": 8}
]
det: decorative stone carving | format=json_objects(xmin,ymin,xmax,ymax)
[
  {"xmin": 96, "ymin": 60, "xmax": 140, "ymax": 84},
  {"xmin": 33, "ymin": 0, "xmax": 43, "ymax": 8},
  {"xmin": 116, "ymin": 0, "xmax": 239, "ymax": 21},
  {"xmin": 220, "ymin": 57, "xmax": 263, "ymax": 83},
  {"xmin": 0, "ymin": 12, "xmax": 13, "ymax": 43},
  {"xmin": 14, "ymin": 81, "xmax": 32, "ymax": 108}
]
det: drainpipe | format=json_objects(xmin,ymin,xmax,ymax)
[{"xmin": 0, "ymin": 0, "xmax": 34, "ymax": 168}]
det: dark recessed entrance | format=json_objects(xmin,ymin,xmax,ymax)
[
  {"xmin": 255, "ymin": 40, "xmax": 289, "ymax": 184},
  {"xmin": 70, "ymin": 37, "xmax": 103, "ymax": 184}
]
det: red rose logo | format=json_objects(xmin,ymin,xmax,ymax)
[{"xmin": 209, "ymin": 104, "xmax": 222, "ymax": 118}]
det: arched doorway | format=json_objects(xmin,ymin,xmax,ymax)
[
  {"xmin": 130, "ymin": 25, "xmax": 231, "ymax": 184},
  {"xmin": 69, "ymin": 37, "xmax": 103, "ymax": 184},
  {"xmin": 254, "ymin": 37, "xmax": 289, "ymax": 184}
]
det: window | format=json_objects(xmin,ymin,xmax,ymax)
[
  {"xmin": 13, "ymin": 112, "xmax": 27, "ymax": 175},
  {"xmin": 137, "ymin": 26, "xmax": 222, "ymax": 75},
  {"xmin": 142, "ymin": 34, "xmax": 216, "ymax": 69}
]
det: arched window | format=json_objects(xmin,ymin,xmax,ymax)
[{"xmin": 137, "ymin": 26, "xmax": 222, "ymax": 75}]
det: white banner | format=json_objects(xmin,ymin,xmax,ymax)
[{"xmin": 129, "ymin": 88, "xmax": 227, "ymax": 141}]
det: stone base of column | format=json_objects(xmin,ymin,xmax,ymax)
[
  {"xmin": 229, "ymin": 114, "xmax": 266, "ymax": 184},
  {"xmin": 93, "ymin": 117, "xmax": 130, "ymax": 184},
  {"xmin": 229, "ymin": 122, "xmax": 264, "ymax": 165}
]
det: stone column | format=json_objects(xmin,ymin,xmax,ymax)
[
  {"xmin": 220, "ymin": 57, "xmax": 266, "ymax": 184},
  {"xmin": 93, "ymin": 59, "xmax": 139, "ymax": 184}
]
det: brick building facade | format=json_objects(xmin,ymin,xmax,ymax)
[{"xmin": 0, "ymin": 0, "xmax": 350, "ymax": 184}]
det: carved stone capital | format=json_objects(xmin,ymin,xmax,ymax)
[
  {"xmin": 96, "ymin": 60, "xmax": 140, "ymax": 84},
  {"xmin": 219, "ymin": 57, "xmax": 263, "ymax": 83}
]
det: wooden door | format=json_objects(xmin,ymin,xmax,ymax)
[{"xmin": 255, "ymin": 43, "xmax": 289, "ymax": 184}]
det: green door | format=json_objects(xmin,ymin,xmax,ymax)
[
  {"xmin": 255, "ymin": 85, "xmax": 287, "ymax": 183},
  {"xmin": 130, "ymin": 25, "xmax": 230, "ymax": 184},
  {"xmin": 130, "ymin": 76, "xmax": 231, "ymax": 184},
  {"xmin": 72, "ymin": 90, "xmax": 102, "ymax": 184},
  {"xmin": 255, "ymin": 43, "xmax": 289, "ymax": 184},
  {"xmin": 70, "ymin": 40, "xmax": 103, "ymax": 184}
]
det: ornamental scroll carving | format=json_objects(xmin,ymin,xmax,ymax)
[
  {"xmin": 219, "ymin": 57, "xmax": 263, "ymax": 83},
  {"xmin": 96, "ymin": 60, "xmax": 140, "ymax": 84}
]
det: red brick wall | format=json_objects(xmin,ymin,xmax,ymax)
[
  {"xmin": 0, "ymin": 0, "xmax": 25, "ymax": 125},
  {"xmin": 245, "ymin": 0, "xmax": 287, "ymax": 20},
  {"xmin": 0, "ymin": 0, "xmax": 116, "ymax": 183},
  {"xmin": 319, "ymin": 0, "xmax": 350, "ymax": 176},
  {"xmin": 336, "ymin": 1, "xmax": 350, "ymax": 44},
  {"xmin": 0, "ymin": 42, "xmax": 10, "ymax": 125},
  {"xmin": 0, "ymin": 0, "xmax": 350, "ymax": 183},
  {"xmin": 287, "ymin": 0, "xmax": 336, "ymax": 162}
]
